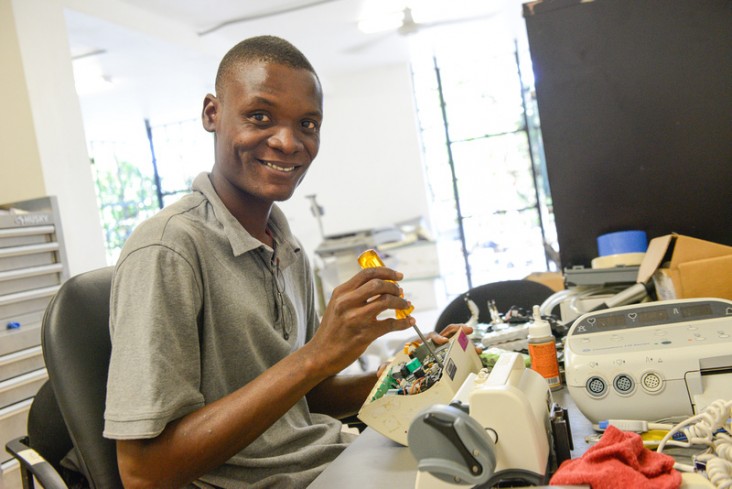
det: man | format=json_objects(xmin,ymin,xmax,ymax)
[{"xmin": 103, "ymin": 36, "xmax": 418, "ymax": 488}]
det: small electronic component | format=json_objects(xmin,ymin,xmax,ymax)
[
  {"xmin": 358, "ymin": 327, "xmax": 483, "ymax": 446},
  {"xmin": 370, "ymin": 341, "xmax": 449, "ymax": 401}
]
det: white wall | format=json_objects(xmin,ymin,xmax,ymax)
[
  {"xmin": 279, "ymin": 63, "xmax": 432, "ymax": 260},
  {"xmin": 2, "ymin": 0, "xmax": 107, "ymax": 276},
  {"xmin": 4, "ymin": 0, "xmax": 432, "ymax": 276}
]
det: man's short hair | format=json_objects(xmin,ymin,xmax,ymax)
[{"xmin": 215, "ymin": 35, "xmax": 318, "ymax": 95}]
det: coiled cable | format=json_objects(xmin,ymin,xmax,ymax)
[
  {"xmin": 706, "ymin": 456, "xmax": 732, "ymax": 489},
  {"xmin": 657, "ymin": 399, "xmax": 732, "ymax": 488}
]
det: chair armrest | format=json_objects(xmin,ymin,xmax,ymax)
[
  {"xmin": 339, "ymin": 414, "xmax": 367, "ymax": 433},
  {"xmin": 6, "ymin": 436, "xmax": 68, "ymax": 489}
]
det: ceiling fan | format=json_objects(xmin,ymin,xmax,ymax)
[
  {"xmin": 197, "ymin": 0, "xmax": 342, "ymax": 36},
  {"xmin": 345, "ymin": 4, "xmax": 503, "ymax": 54}
]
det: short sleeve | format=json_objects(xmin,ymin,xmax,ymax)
[{"xmin": 104, "ymin": 244, "xmax": 205, "ymax": 439}]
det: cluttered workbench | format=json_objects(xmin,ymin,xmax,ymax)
[
  {"xmin": 310, "ymin": 250, "xmax": 732, "ymax": 488},
  {"xmin": 309, "ymin": 387, "xmax": 595, "ymax": 489},
  {"xmin": 311, "ymin": 363, "xmax": 722, "ymax": 489}
]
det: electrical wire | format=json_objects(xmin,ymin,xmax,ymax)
[
  {"xmin": 540, "ymin": 285, "xmax": 631, "ymax": 320},
  {"xmin": 658, "ymin": 400, "xmax": 732, "ymax": 451},
  {"xmin": 705, "ymin": 456, "xmax": 732, "ymax": 489},
  {"xmin": 656, "ymin": 399, "xmax": 732, "ymax": 488}
]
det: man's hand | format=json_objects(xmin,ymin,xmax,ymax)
[
  {"xmin": 429, "ymin": 323, "xmax": 473, "ymax": 346},
  {"xmin": 429, "ymin": 324, "xmax": 483, "ymax": 354},
  {"xmin": 306, "ymin": 267, "xmax": 415, "ymax": 377}
]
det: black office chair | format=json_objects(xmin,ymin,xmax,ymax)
[
  {"xmin": 434, "ymin": 279, "xmax": 555, "ymax": 333},
  {"xmin": 5, "ymin": 381, "xmax": 74, "ymax": 488},
  {"xmin": 5, "ymin": 266, "xmax": 122, "ymax": 489}
]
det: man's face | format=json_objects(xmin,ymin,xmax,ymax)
[{"xmin": 203, "ymin": 60, "xmax": 323, "ymax": 207}]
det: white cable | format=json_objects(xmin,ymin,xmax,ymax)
[
  {"xmin": 540, "ymin": 285, "xmax": 624, "ymax": 320},
  {"xmin": 685, "ymin": 401, "xmax": 731, "ymax": 445},
  {"xmin": 706, "ymin": 457, "xmax": 732, "ymax": 489},
  {"xmin": 465, "ymin": 297, "xmax": 479, "ymax": 327},
  {"xmin": 658, "ymin": 400, "xmax": 732, "ymax": 452},
  {"xmin": 715, "ymin": 433, "xmax": 732, "ymax": 462},
  {"xmin": 657, "ymin": 399, "xmax": 732, "ymax": 488},
  {"xmin": 539, "ymin": 289, "xmax": 574, "ymax": 317}
]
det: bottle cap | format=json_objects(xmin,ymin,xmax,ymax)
[{"xmin": 528, "ymin": 305, "xmax": 552, "ymax": 338}]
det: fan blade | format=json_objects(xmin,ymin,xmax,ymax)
[
  {"xmin": 72, "ymin": 49, "xmax": 107, "ymax": 61},
  {"xmin": 342, "ymin": 31, "xmax": 397, "ymax": 54},
  {"xmin": 198, "ymin": 0, "xmax": 343, "ymax": 36},
  {"xmin": 415, "ymin": 9, "xmax": 503, "ymax": 32}
]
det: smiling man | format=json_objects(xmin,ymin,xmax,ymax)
[{"xmin": 103, "ymin": 36, "xmax": 416, "ymax": 488}]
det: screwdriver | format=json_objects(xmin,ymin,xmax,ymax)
[{"xmin": 357, "ymin": 249, "xmax": 443, "ymax": 368}]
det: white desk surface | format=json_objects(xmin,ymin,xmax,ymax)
[{"xmin": 309, "ymin": 388, "xmax": 596, "ymax": 488}]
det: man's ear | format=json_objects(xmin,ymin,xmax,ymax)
[{"xmin": 202, "ymin": 93, "xmax": 218, "ymax": 133}]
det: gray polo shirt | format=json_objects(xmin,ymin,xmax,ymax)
[{"xmin": 104, "ymin": 172, "xmax": 352, "ymax": 488}]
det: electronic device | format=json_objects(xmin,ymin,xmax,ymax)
[
  {"xmin": 358, "ymin": 328, "xmax": 483, "ymax": 446},
  {"xmin": 564, "ymin": 298, "xmax": 732, "ymax": 423},
  {"xmin": 408, "ymin": 352, "xmax": 556, "ymax": 488},
  {"xmin": 479, "ymin": 323, "xmax": 529, "ymax": 351}
]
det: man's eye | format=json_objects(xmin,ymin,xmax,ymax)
[
  {"xmin": 251, "ymin": 113, "xmax": 271, "ymax": 123},
  {"xmin": 302, "ymin": 120, "xmax": 319, "ymax": 131}
]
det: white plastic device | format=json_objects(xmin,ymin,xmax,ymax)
[
  {"xmin": 358, "ymin": 328, "xmax": 483, "ymax": 446},
  {"xmin": 480, "ymin": 323, "xmax": 529, "ymax": 350},
  {"xmin": 412, "ymin": 352, "xmax": 553, "ymax": 488},
  {"xmin": 564, "ymin": 298, "xmax": 732, "ymax": 423}
]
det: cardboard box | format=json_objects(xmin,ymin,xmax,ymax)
[
  {"xmin": 637, "ymin": 234, "xmax": 732, "ymax": 301},
  {"xmin": 524, "ymin": 271, "xmax": 565, "ymax": 292}
]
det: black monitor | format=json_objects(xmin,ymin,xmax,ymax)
[{"xmin": 523, "ymin": 0, "xmax": 732, "ymax": 268}]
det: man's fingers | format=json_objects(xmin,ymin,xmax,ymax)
[
  {"xmin": 331, "ymin": 274, "xmax": 406, "ymax": 318},
  {"xmin": 437, "ymin": 323, "xmax": 472, "ymax": 336},
  {"xmin": 428, "ymin": 323, "xmax": 475, "ymax": 346},
  {"xmin": 370, "ymin": 316, "xmax": 415, "ymax": 338},
  {"xmin": 339, "ymin": 267, "xmax": 404, "ymax": 291}
]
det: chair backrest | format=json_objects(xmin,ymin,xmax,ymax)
[
  {"xmin": 434, "ymin": 279, "xmax": 555, "ymax": 332},
  {"xmin": 42, "ymin": 266, "xmax": 123, "ymax": 489}
]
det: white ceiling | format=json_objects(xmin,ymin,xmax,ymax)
[{"xmin": 62, "ymin": 0, "xmax": 522, "ymax": 136}]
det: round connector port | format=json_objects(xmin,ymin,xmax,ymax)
[
  {"xmin": 613, "ymin": 374, "xmax": 635, "ymax": 395},
  {"xmin": 586, "ymin": 376, "xmax": 607, "ymax": 398},
  {"xmin": 640, "ymin": 371, "xmax": 664, "ymax": 393}
]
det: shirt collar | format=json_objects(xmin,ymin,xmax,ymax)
[{"xmin": 191, "ymin": 172, "xmax": 302, "ymax": 268}]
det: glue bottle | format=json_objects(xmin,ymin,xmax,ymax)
[{"xmin": 527, "ymin": 305, "xmax": 562, "ymax": 391}]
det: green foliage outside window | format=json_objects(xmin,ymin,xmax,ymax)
[{"xmin": 92, "ymin": 158, "xmax": 158, "ymax": 264}]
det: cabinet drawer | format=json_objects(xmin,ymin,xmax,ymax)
[
  {"xmin": 0, "ymin": 225, "xmax": 55, "ymax": 249},
  {"xmin": 0, "ymin": 347, "xmax": 44, "ymax": 383},
  {"xmin": 0, "ymin": 317, "xmax": 42, "ymax": 357},
  {"xmin": 2, "ymin": 458, "xmax": 22, "ymax": 489},
  {"xmin": 0, "ymin": 243, "xmax": 60, "ymax": 273},
  {"xmin": 0, "ymin": 286, "xmax": 58, "ymax": 324},
  {"xmin": 0, "ymin": 264, "xmax": 63, "ymax": 296},
  {"xmin": 0, "ymin": 398, "xmax": 32, "ymax": 465},
  {"xmin": 0, "ymin": 369, "xmax": 47, "ymax": 408}
]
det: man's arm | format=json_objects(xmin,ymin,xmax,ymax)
[
  {"xmin": 116, "ymin": 266, "xmax": 414, "ymax": 489},
  {"xmin": 305, "ymin": 372, "xmax": 378, "ymax": 420},
  {"xmin": 117, "ymin": 345, "xmax": 331, "ymax": 489}
]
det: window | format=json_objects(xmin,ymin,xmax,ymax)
[
  {"xmin": 410, "ymin": 20, "xmax": 557, "ymax": 298},
  {"xmin": 90, "ymin": 118, "xmax": 212, "ymax": 264}
]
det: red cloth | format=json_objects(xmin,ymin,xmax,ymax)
[{"xmin": 549, "ymin": 425, "xmax": 682, "ymax": 489}]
